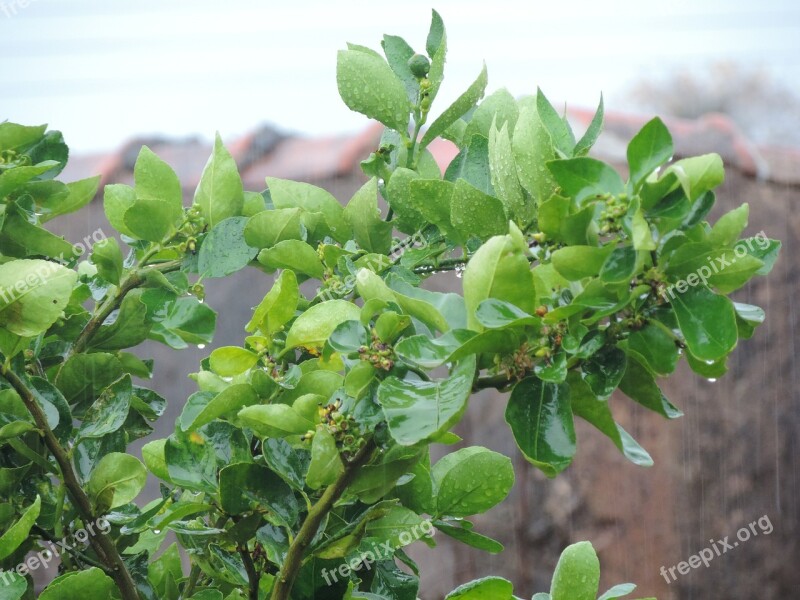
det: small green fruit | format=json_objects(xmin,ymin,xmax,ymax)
[{"xmin": 408, "ymin": 53, "xmax": 431, "ymax": 78}]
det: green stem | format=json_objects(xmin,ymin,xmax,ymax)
[
  {"xmin": 68, "ymin": 260, "xmax": 181, "ymax": 358},
  {"xmin": 32, "ymin": 525, "xmax": 110, "ymax": 572},
  {"xmin": 7, "ymin": 438, "xmax": 56, "ymax": 473},
  {"xmin": 473, "ymin": 373, "xmax": 515, "ymax": 392},
  {"xmin": 270, "ymin": 439, "xmax": 377, "ymax": 600},
  {"xmin": 1, "ymin": 367, "xmax": 141, "ymax": 600}
]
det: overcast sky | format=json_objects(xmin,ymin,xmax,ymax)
[{"xmin": 1, "ymin": 0, "xmax": 798, "ymax": 152}]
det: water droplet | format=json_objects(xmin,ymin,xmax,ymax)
[
  {"xmin": 153, "ymin": 529, "xmax": 162, "ymax": 535},
  {"xmin": 706, "ymin": 378, "xmax": 717, "ymax": 383},
  {"xmin": 198, "ymin": 299, "xmax": 205, "ymax": 304},
  {"xmin": 197, "ymin": 344, "xmax": 206, "ymax": 350}
]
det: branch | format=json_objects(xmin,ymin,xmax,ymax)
[
  {"xmin": 239, "ymin": 544, "xmax": 259, "ymax": 600},
  {"xmin": 270, "ymin": 439, "xmax": 377, "ymax": 600},
  {"xmin": 0, "ymin": 366, "xmax": 141, "ymax": 600},
  {"xmin": 69, "ymin": 260, "xmax": 181, "ymax": 357},
  {"xmin": 473, "ymin": 373, "xmax": 516, "ymax": 392}
]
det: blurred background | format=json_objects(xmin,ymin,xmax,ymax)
[{"xmin": 2, "ymin": 1, "xmax": 799, "ymax": 598}]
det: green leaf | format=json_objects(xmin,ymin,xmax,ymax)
[
  {"xmin": 385, "ymin": 167, "xmax": 425, "ymax": 234},
  {"xmin": 450, "ymin": 179, "xmax": 507, "ymax": 241},
  {"xmin": 597, "ymin": 583, "xmax": 637, "ymax": 600},
  {"xmin": 55, "ymin": 352, "xmax": 124, "ymax": 407},
  {"xmin": 618, "ymin": 358, "xmax": 683, "ymax": 419},
  {"xmin": 551, "ymin": 245, "xmax": 614, "ymax": 281},
  {"xmin": 88, "ymin": 290, "xmax": 150, "ymax": 351},
  {"xmin": 306, "ymin": 428, "xmax": 344, "ymax": 489},
  {"xmin": 381, "ymin": 34, "xmax": 419, "ymax": 104},
  {"xmin": 420, "ymin": 63, "xmax": 488, "ymax": 150},
  {"xmin": 337, "ymin": 48, "xmax": 411, "ymax": 133},
  {"xmin": 708, "ymin": 204, "xmax": 749, "ymax": 246},
  {"xmin": 669, "ymin": 285, "xmax": 737, "ymax": 361},
  {"xmin": 77, "ymin": 375, "xmax": 133, "ymax": 440},
  {"xmin": 463, "ymin": 225, "xmax": 536, "ymax": 330},
  {"xmin": 582, "ymin": 347, "xmax": 627, "ymax": 399},
  {"xmin": 88, "ymin": 453, "xmax": 147, "ymax": 512},
  {"xmin": 475, "ymin": 298, "xmax": 541, "ymax": 330},
  {"xmin": 257, "ymin": 240, "xmax": 324, "ymax": 279},
  {"xmin": 246, "ymin": 269, "xmax": 299, "ymax": 335},
  {"xmin": 147, "ymin": 295, "xmax": 216, "ymax": 349},
  {"xmin": 568, "ymin": 372, "xmax": 652, "ymax": 467},
  {"xmin": 243, "ymin": 208, "xmax": 304, "ymax": 249},
  {"xmin": 547, "ymin": 157, "xmax": 625, "ymax": 205},
  {"xmin": 405, "ymin": 179, "xmax": 459, "ymax": 240},
  {"xmin": 377, "ymin": 356, "xmax": 476, "ymax": 446},
  {"xmin": 199, "ymin": 216, "xmax": 259, "ymax": 278},
  {"xmin": 734, "ymin": 301, "xmax": 765, "ymax": 340},
  {"xmin": 395, "ymin": 328, "xmax": 517, "ymax": 369},
  {"xmin": 600, "ymin": 246, "xmax": 639, "ymax": 284},
  {"xmin": 284, "ymin": 300, "xmax": 360, "ymax": 352},
  {"xmin": 432, "ymin": 446, "xmax": 514, "ymax": 518},
  {"xmin": 0, "ymin": 122, "xmax": 46, "ymax": 152},
  {"xmin": 181, "ymin": 384, "xmax": 259, "ymax": 431},
  {"xmin": 39, "ymin": 568, "xmax": 115, "ymax": 600},
  {"xmin": 103, "ymin": 183, "xmax": 138, "ymax": 238},
  {"xmin": 536, "ymin": 88, "xmax": 575, "ymax": 157},
  {"xmin": 433, "ymin": 520, "xmax": 504, "ymax": 554},
  {"xmin": 444, "ymin": 576, "xmax": 514, "ymax": 600},
  {"xmin": 219, "ymin": 463, "xmax": 298, "ymax": 524},
  {"xmin": 237, "ymin": 403, "xmax": 314, "ymax": 439},
  {"xmin": 573, "ymin": 94, "xmax": 604, "ymax": 156},
  {"xmin": 512, "ymin": 99, "xmax": 557, "ymax": 204},
  {"xmin": 426, "ymin": 9, "xmax": 445, "ymax": 57},
  {"xmin": 209, "ymin": 347, "xmax": 259, "ymax": 376},
  {"xmin": 267, "ymin": 177, "xmax": 351, "ymax": 243},
  {"xmin": 465, "ymin": 88, "xmax": 519, "ymax": 140},
  {"xmin": 141, "ymin": 439, "xmax": 172, "ymax": 483},
  {"xmin": 344, "ymin": 177, "xmax": 392, "ymax": 254},
  {"xmin": 0, "ymin": 495, "xmax": 40, "ymax": 561},
  {"xmin": 626, "ymin": 117, "xmax": 673, "ymax": 188},
  {"xmin": 91, "ymin": 236, "xmax": 123, "ymax": 285},
  {"xmin": 0, "ymin": 569, "xmax": 26, "ymax": 598},
  {"xmin": 505, "ymin": 378, "xmax": 575, "ymax": 477},
  {"xmin": 123, "ymin": 146, "xmax": 183, "ymax": 241},
  {"xmin": 445, "ymin": 133, "xmax": 493, "ymax": 195},
  {"xmin": 0, "ymin": 259, "xmax": 77, "ymax": 337},
  {"xmin": 621, "ymin": 324, "xmax": 679, "ymax": 376},
  {"xmin": 194, "ymin": 133, "xmax": 244, "ymax": 228},
  {"xmin": 39, "ymin": 175, "xmax": 101, "ymax": 223},
  {"xmin": 550, "ymin": 541, "xmax": 600, "ymax": 600},
  {"xmin": 664, "ymin": 153, "xmax": 724, "ymax": 201},
  {"xmin": 489, "ymin": 120, "xmax": 528, "ymax": 225}
]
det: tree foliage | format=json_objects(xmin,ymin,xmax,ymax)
[{"xmin": 0, "ymin": 10, "xmax": 778, "ymax": 600}]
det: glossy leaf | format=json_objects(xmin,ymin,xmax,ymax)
[
  {"xmin": 0, "ymin": 495, "xmax": 40, "ymax": 561},
  {"xmin": 626, "ymin": 117, "xmax": 673, "ymax": 188},
  {"xmin": 505, "ymin": 378, "xmax": 575, "ymax": 477},
  {"xmin": 420, "ymin": 63, "xmax": 488, "ymax": 149},
  {"xmin": 198, "ymin": 216, "xmax": 259, "ymax": 278},
  {"xmin": 377, "ymin": 356, "xmax": 476, "ymax": 445},
  {"xmin": 550, "ymin": 541, "xmax": 600, "ymax": 600},
  {"xmin": 432, "ymin": 447, "xmax": 514, "ymax": 518}
]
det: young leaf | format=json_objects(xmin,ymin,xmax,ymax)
[
  {"xmin": 337, "ymin": 48, "xmax": 411, "ymax": 133},
  {"xmin": 344, "ymin": 177, "xmax": 392, "ymax": 254},
  {"xmin": 626, "ymin": 117, "xmax": 673, "ymax": 188},
  {"xmin": 194, "ymin": 132, "xmax": 244, "ymax": 228},
  {"xmin": 444, "ymin": 576, "xmax": 514, "ymax": 600},
  {"xmin": 0, "ymin": 495, "xmax": 41, "ymax": 561},
  {"xmin": 420, "ymin": 63, "xmax": 488, "ymax": 150},
  {"xmin": 550, "ymin": 542, "xmax": 600, "ymax": 600},
  {"xmin": 573, "ymin": 94, "xmax": 604, "ymax": 156},
  {"xmin": 547, "ymin": 157, "xmax": 625, "ymax": 205}
]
